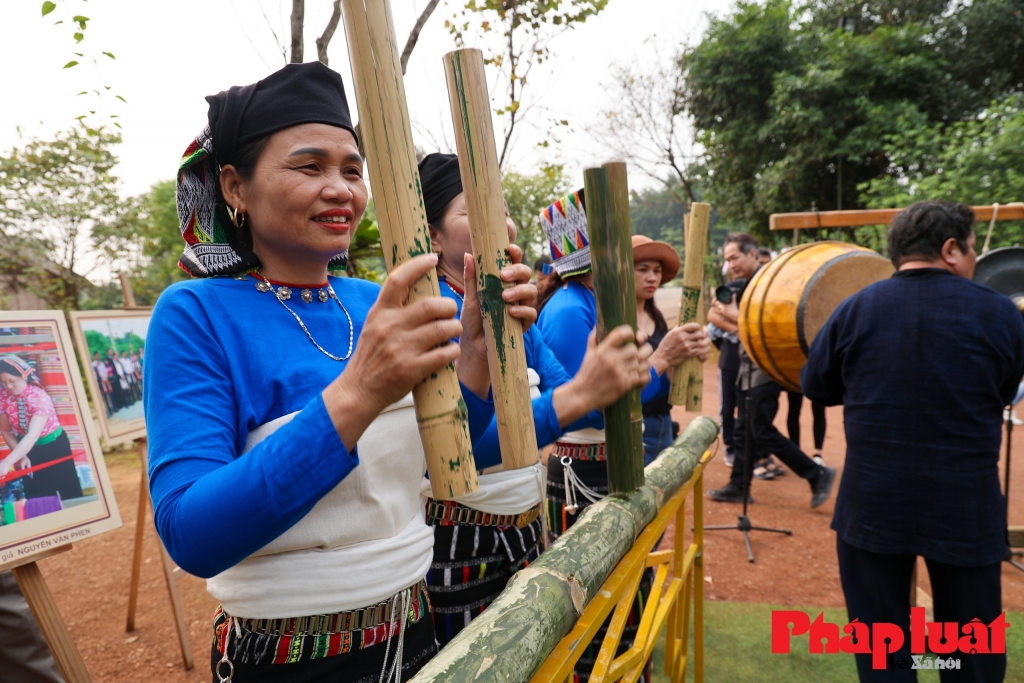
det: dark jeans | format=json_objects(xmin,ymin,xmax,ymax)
[
  {"xmin": 729, "ymin": 382, "xmax": 820, "ymax": 488},
  {"xmin": 0, "ymin": 572, "xmax": 62, "ymax": 683},
  {"xmin": 837, "ymin": 537, "xmax": 1005, "ymax": 682},
  {"xmin": 642, "ymin": 413, "xmax": 673, "ymax": 466},
  {"xmin": 786, "ymin": 391, "xmax": 826, "ymax": 451},
  {"xmin": 719, "ymin": 369, "xmax": 739, "ymax": 454}
]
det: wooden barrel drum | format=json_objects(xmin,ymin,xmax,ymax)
[{"xmin": 737, "ymin": 241, "xmax": 894, "ymax": 391}]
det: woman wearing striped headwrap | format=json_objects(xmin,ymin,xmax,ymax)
[{"xmin": 0, "ymin": 355, "xmax": 82, "ymax": 501}]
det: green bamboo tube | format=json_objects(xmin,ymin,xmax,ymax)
[
  {"xmin": 409, "ymin": 417, "xmax": 720, "ymax": 683},
  {"xmin": 340, "ymin": 0, "xmax": 478, "ymax": 498},
  {"xmin": 603, "ymin": 162, "xmax": 645, "ymax": 485},
  {"xmin": 584, "ymin": 166, "xmax": 642, "ymax": 494},
  {"xmin": 669, "ymin": 202, "xmax": 711, "ymax": 409},
  {"xmin": 443, "ymin": 48, "xmax": 537, "ymax": 471}
]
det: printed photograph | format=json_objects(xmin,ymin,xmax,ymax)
[
  {"xmin": 0, "ymin": 312, "xmax": 120, "ymax": 565},
  {"xmin": 70, "ymin": 311, "xmax": 150, "ymax": 445}
]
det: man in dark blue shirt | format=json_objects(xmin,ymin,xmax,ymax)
[{"xmin": 803, "ymin": 201, "xmax": 1024, "ymax": 682}]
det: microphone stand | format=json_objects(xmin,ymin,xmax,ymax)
[
  {"xmin": 705, "ymin": 356, "xmax": 792, "ymax": 562},
  {"xmin": 1004, "ymin": 405, "xmax": 1024, "ymax": 572}
]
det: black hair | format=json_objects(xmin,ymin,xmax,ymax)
[
  {"xmin": 757, "ymin": 247, "xmax": 772, "ymax": 259},
  {"xmin": 644, "ymin": 297, "xmax": 668, "ymax": 334},
  {"xmin": 534, "ymin": 255, "xmax": 552, "ymax": 271},
  {"xmin": 536, "ymin": 272, "xmax": 592, "ymax": 313},
  {"xmin": 887, "ymin": 201, "xmax": 975, "ymax": 267},
  {"xmin": 0, "ymin": 360, "xmax": 29, "ymax": 380},
  {"xmin": 724, "ymin": 232, "xmax": 759, "ymax": 255},
  {"xmin": 217, "ymin": 135, "xmax": 274, "ymax": 251}
]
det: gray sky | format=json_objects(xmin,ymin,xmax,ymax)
[{"xmin": 1, "ymin": 0, "xmax": 732, "ymax": 199}]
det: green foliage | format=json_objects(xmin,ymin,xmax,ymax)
[
  {"xmin": 83, "ymin": 329, "xmax": 145, "ymax": 358},
  {"xmin": 860, "ymin": 93, "xmax": 1024, "ymax": 248},
  {"xmin": 684, "ymin": 0, "xmax": 1024, "ymax": 242},
  {"xmin": 95, "ymin": 179, "xmax": 188, "ymax": 306},
  {"xmin": 344, "ymin": 199, "xmax": 386, "ymax": 283},
  {"xmin": 502, "ymin": 164, "xmax": 569, "ymax": 263},
  {"xmin": 0, "ymin": 124, "xmax": 125, "ymax": 310}
]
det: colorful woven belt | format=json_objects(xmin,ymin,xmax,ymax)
[
  {"xmin": 553, "ymin": 440, "xmax": 607, "ymax": 462},
  {"xmin": 225, "ymin": 580, "xmax": 427, "ymax": 637},
  {"xmin": 425, "ymin": 499, "xmax": 542, "ymax": 529}
]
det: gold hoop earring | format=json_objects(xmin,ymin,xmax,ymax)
[{"xmin": 227, "ymin": 205, "xmax": 246, "ymax": 229}]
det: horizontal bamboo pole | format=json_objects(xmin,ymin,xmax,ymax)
[
  {"xmin": 341, "ymin": 0, "xmax": 477, "ymax": 498},
  {"xmin": 770, "ymin": 203, "xmax": 1024, "ymax": 231},
  {"xmin": 585, "ymin": 166, "xmax": 642, "ymax": 494},
  {"xmin": 670, "ymin": 203, "xmax": 710, "ymax": 409},
  {"xmin": 444, "ymin": 48, "xmax": 536, "ymax": 471},
  {"xmin": 604, "ymin": 162, "xmax": 645, "ymax": 484},
  {"xmin": 409, "ymin": 417, "xmax": 720, "ymax": 683}
]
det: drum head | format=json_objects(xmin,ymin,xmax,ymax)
[{"xmin": 798, "ymin": 252, "xmax": 895, "ymax": 353}]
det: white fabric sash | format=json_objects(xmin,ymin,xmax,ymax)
[{"xmin": 207, "ymin": 393, "xmax": 433, "ymax": 618}]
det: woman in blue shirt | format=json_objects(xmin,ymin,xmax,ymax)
[
  {"xmin": 143, "ymin": 64, "xmax": 537, "ymax": 683},
  {"xmin": 535, "ymin": 191, "xmax": 708, "ymax": 683},
  {"xmin": 416, "ymin": 154, "xmax": 653, "ymax": 645}
]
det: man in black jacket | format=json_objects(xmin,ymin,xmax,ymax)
[{"xmin": 803, "ymin": 201, "xmax": 1024, "ymax": 682}]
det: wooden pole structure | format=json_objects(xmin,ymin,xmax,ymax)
[
  {"xmin": 603, "ymin": 161, "xmax": 645, "ymax": 484},
  {"xmin": 585, "ymin": 166, "xmax": 643, "ymax": 494},
  {"xmin": 125, "ymin": 439, "xmax": 194, "ymax": 670},
  {"xmin": 669, "ymin": 202, "xmax": 710, "ymax": 410},
  {"xmin": 3, "ymin": 546, "xmax": 93, "ymax": 683},
  {"xmin": 340, "ymin": 0, "xmax": 477, "ymax": 498},
  {"xmin": 443, "ymin": 48, "xmax": 536, "ymax": 471},
  {"xmin": 769, "ymin": 202, "xmax": 1024, "ymax": 231}
]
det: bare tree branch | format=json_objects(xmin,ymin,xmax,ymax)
[
  {"xmin": 593, "ymin": 52, "xmax": 698, "ymax": 206},
  {"xmin": 400, "ymin": 0, "xmax": 442, "ymax": 74},
  {"xmin": 290, "ymin": 0, "xmax": 305, "ymax": 63},
  {"xmin": 259, "ymin": 0, "xmax": 288, "ymax": 64},
  {"xmin": 316, "ymin": 0, "xmax": 342, "ymax": 65}
]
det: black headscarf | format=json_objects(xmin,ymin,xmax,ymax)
[
  {"xmin": 206, "ymin": 61, "xmax": 358, "ymax": 167},
  {"xmin": 418, "ymin": 153, "xmax": 463, "ymax": 227},
  {"xmin": 176, "ymin": 62, "xmax": 358, "ymax": 277}
]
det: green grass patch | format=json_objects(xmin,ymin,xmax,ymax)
[{"xmin": 648, "ymin": 602, "xmax": 1023, "ymax": 682}]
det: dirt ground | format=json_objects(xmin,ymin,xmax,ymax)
[{"xmin": 21, "ymin": 363, "xmax": 1024, "ymax": 682}]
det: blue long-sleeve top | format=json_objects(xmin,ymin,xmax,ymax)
[
  {"xmin": 536, "ymin": 279, "xmax": 663, "ymax": 408},
  {"xmin": 801, "ymin": 268, "xmax": 1024, "ymax": 566},
  {"xmin": 438, "ymin": 277, "xmax": 598, "ymax": 469},
  {"xmin": 143, "ymin": 275, "xmax": 495, "ymax": 578}
]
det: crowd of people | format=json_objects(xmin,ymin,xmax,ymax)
[
  {"xmin": 4, "ymin": 61, "xmax": 1019, "ymax": 683},
  {"xmin": 90, "ymin": 347, "xmax": 144, "ymax": 418}
]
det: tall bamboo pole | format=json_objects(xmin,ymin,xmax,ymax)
[
  {"xmin": 443, "ymin": 48, "xmax": 536, "ymax": 471},
  {"xmin": 669, "ymin": 202, "xmax": 710, "ymax": 410},
  {"xmin": 603, "ymin": 162, "xmax": 645, "ymax": 485},
  {"xmin": 340, "ymin": 0, "xmax": 477, "ymax": 498},
  {"xmin": 585, "ymin": 166, "xmax": 642, "ymax": 494}
]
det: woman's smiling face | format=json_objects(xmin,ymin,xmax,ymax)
[{"xmin": 224, "ymin": 123, "xmax": 368, "ymax": 271}]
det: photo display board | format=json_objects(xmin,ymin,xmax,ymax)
[
  {"xmin": 69, "ymin": 310, "xmax": 150, "ymax": 446},
  {"xmin": 0, "ymin": 311, "xmax": 121, "ymax": 567}
]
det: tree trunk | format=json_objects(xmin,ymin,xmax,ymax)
[
  {"xmin": 400, "ymin": 0, "xmax": 441, "ymax": 74},
  {"xmin": 316, "ymin": 0, "xmax": 342, "ymax": 65},
  {"xmin": 290, "ymin": 0, "xmax": 304, "ymax": 63}
]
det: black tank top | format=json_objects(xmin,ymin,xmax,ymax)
[{"xmin": 643, "ymin": 323, "xmax": 671, "ymax": 417}]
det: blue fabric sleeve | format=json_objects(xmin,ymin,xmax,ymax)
[
  {"xmin": 640, "ymin": 367, "xmax": 665, "ymax": 404},
  {"xmin": 539, "ymin": 301, "xmax": 592, "ymax": 378},
  {"xmin": 145, "ymin": 290, "xmax": 359, "ymax": 579},
  {"xmin": 461, "ymin": 381, "xmax": 495, "ymax": 445},
  {"xmin": 471, "ymin": 388, "xmax": 562, "ymax": 469}
]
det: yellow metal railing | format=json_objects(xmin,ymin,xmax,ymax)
[{"xmin": 530, "ymin": 449, "xmax": 713, "ymax": 683}]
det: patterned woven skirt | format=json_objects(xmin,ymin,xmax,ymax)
[
  {"xmin": 209, "ymin": 581, "xmax": 436, "ymax": 683},
  {"xmin": 426, "ymin": 500, "xmax": 544, "ymax": 647},
  {"xmin": 546, "ymin": 445, "xmax": 652, "ymax": 683}
]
